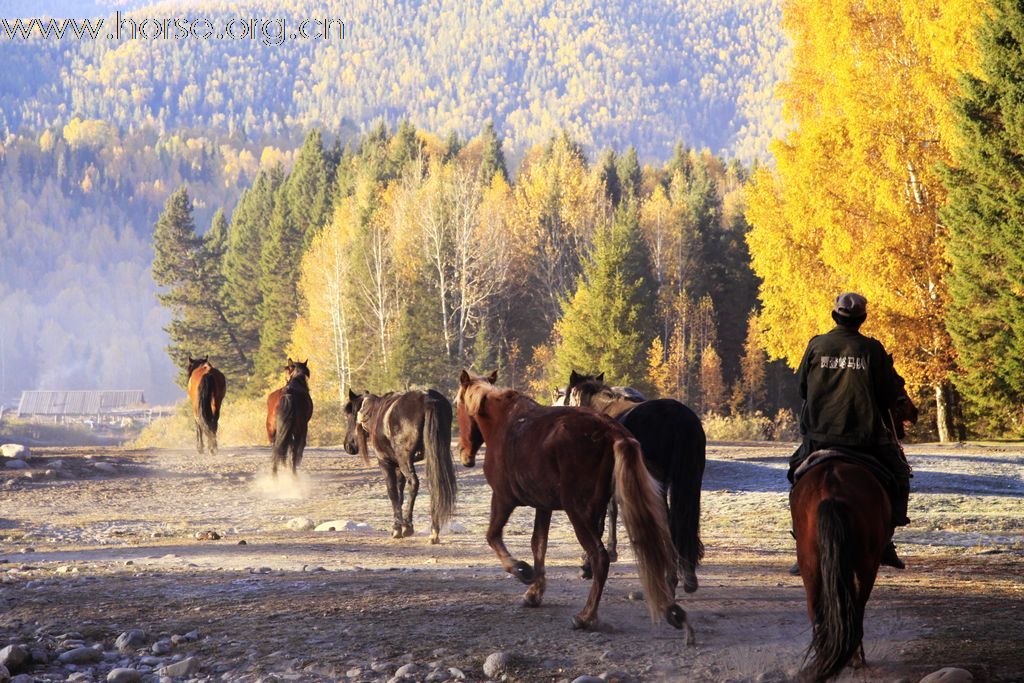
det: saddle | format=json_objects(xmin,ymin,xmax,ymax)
[{"xmin": 793, "ymin": 447, "xmax": 896, "ymax": 499}]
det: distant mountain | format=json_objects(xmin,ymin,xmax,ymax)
[{"xmin": 1, "ymin": 0, "xmax": 788, "ymax": 163}]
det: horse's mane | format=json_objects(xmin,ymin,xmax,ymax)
[{"xmin": 462, "ymin": 381, "xmax": 535, "ymax": 417}]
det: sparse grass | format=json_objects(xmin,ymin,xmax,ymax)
[{"xmin": 0, "ymin": 416, "xmax": 117, "ymax": 446}]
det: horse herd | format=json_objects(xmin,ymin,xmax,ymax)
[{"xmin": 183, "ymin": 357, "xmax": 915, "ymax": 682}]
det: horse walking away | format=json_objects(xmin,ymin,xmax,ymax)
[
  {"xmin": 270, "ymin": 359, "xmax": 313, "ymax": 477},
  {"xmin": 564, "ymin": 370, "xmax": 706, "ymax": 594},
  {"xmin": 343, "ymin": 388, "xmax": 458, "ymax": 544},
  {"xmin": 457, "ymin": 369, "xmax": 694, "ymax": 640},
  {"xmin": 266, "ymin": 359, "xmax": 297, "ymax": 444},
  {"xmin": 186, "ymin": 356, "xmax": 226, "ymax": 455}
]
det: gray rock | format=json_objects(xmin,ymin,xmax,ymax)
[
  {"xmin": 571, "ymin": 677, "xmax": 603, "ymax": 683},
  {"xmin": 93, "ymin": 462, "xmax": 117, "ymax": 474},
  {"xmin": 66, "ymin": 673, "xmax": 92, "ymax": 682},
  {"xmin": 426, "ymin": 670, "xmax": 450, "ymax": 682},
  {"xmin": 106, "ymin": 669, "xmax": 142, "ymax": 683},
  {"xmin": 4, "ymin": 460, "xmax": 29, "ymax": 470},
  {"xmin": 755, "ymin": 672, "xmax": 788, "ymax": 683},
  {"xmin": 115, "ymin": 630, "xmax": 146, "ymax": 654},
  {"xmin": 58, "ymin": 647, "xmax": 102, "ymax": 664},
  {"xmin": 0, "ymin": 664, "xmax": 9, "ymax": 683},
  {"xmin": 313, "ymin": 520, "xmax": 346, "ymax": 532},
  {"xmin": 11, "ymin": 674, "xmax": 33, "ymax": 683},
  {"xmin": 395, "ymin": 663, "xmax": 419, "ymax": 677},
  {"xmin": 183, "ymin": 631, "xmax": 200, "ymax": 642},
  {"xmin": 156, "ymin": 657, "xmax": 198, "ymax": 678},
  {"xmin": 345, "ymin": 668, "xmax": 363, "ymax": 678},
  {"xmin": 150, "ymin": 640, "xmax": 171, "ymax": 656},
  {"xmin": 138, "ymin": 656, "xmax": 162, "ymax": 667},
  {"xmin": 448, "ymin": 668, "xmax": 466, "ymax": 680},
  {"xmin": 0, "ymin": 645, "xmax": 29, "ymax": 674},
  {"xmin": 0, "ymin": 444, "xmax": 29, "ymax": 459},
  {"xmin": 483, "ymin": 652, "xmax": 514, "ymax": 679},
  {"xmin": 626, "ymin": 591, "xmax": 643, "ymax": 601},
  {"xmin": 919, "ymin": 669, "xmax": 974, "ymax": 683},
  {"xmin": 286, "ymin": 517, "xmax": 315, "ymax": 531}
]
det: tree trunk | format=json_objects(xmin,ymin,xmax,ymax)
[{"xmin": 934, "ymin": 382, "xmax": 953, "ymax": 443}]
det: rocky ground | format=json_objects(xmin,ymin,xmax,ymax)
[{"xmin": 0, "ymin": 442, "xmax": 1021, "ymax": 682}]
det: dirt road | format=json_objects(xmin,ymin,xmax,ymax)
[{"xmin": 1, "ymin": 442, "xmax": 1021, "ymax": 682}]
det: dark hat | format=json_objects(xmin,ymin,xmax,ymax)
[{"xmin": 833, "ymin": 292, "xmax": 867, "ymax": 319}]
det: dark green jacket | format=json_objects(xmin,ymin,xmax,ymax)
[{"xmin": 797, "ymin": 326, "xmax": 903, "ymax": 448}]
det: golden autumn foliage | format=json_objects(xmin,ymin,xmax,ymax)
[{"xmin": 745, "ymin": 0, "xmax": 984, "ymax": 401}]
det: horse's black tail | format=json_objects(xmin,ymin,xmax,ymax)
[
  {"xmin": 806, "ymin": 498, "xmax": 862, "ymax": 681},
  {"xmin": 667, "ymin": 405, "xmax": 708, "ymax": 593},
  {"xmin": 197, "ymin": 372, "xmax": 219, "ymax": 454},
  {"xmin": 423, "ymin": 392, "xmax": 457, "ymax": 537},
  {"xmin": 273, "ymin": 394, "xmax": 295, "ymax": 468}
]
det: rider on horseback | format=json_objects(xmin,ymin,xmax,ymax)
[{"xmin": 788, "ymin": 292, "xmax": 912, "ymax": 571}]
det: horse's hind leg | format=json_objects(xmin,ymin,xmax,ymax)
[
  {"xmin": 195, "ymin": 422, "xmax": 204, "ymax": 455},
  {"xmin": 566, "ymin": 508, "xmax": 610, "ymax": 630},
  {"xmin": 580, "ymin": 499, "xmax": 613, "ymax": 580},
  {"xmin": 606, "ymin": 498, "xmax": 618, "ymax": 562},
  {"xmin": 523, "ymin": 509, "xmax": 551, "ymax": 607},
  {"xmin": 380, "ymin": 462, "xmax": 404, "ymax": 538},
  {"xmin": 291, "ymin": 429, "xmax": 307, "ymax": 474},
  {"xmin": 486, "ymin": 495, "xmax": 532, "ymax": 584},
  {"xmin": 398, "ymin": 460, "xmax": 419, "ymax": 538}
]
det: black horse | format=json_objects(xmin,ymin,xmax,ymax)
[
  {"xmin": 565, "ymin": 370, "xmax": 707, "ymax": 593},
  {"xmin": 271, "ymin": 360, "xmax": 313, "ymax": 477},
  {"xmin": 343, "ymin": 389, "xmax": 458, "ymax": 544}
]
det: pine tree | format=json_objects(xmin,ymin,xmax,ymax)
[
  {"xmin": 477, "ymin": 120, "xmax": 508, "ymax": 185},
  {"xmin": 552, "ymin": 209, "xmax": 656, "ymax": 393},
  {"xmin": 597, "ymin": 149, "xmax": 622, "ymax": 207},
  {"xmin": 618, "ymin": 146, "xmax": 642, "ymax": 203},
  {"xmin": 943, "ymin": 0, "xmax": 1024, "ymax": 431},
  {"xmin": 222, "ymin": 165, "xmax": 283, "ymax": 392},
  {"xmin": 152, "ymin": 187, "xmax": 232, "ymax": 387}
]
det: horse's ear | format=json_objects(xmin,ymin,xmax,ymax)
[
  {"xmin": 596, "ymin": 372, "xmax": 604, "ymax": 383},
  {"xmin": 569, "ymin": 369, "xmax": 582, "ymax": 385},
  {"xmin": 460, "ymin": 369, "xmax": 472, "ymax": 387},
  {"xmin": 486, "ymin": 369, "xmax": 498, "ymax": 384},
  {"xmin": 349, "ymin": 389, "xmax": 359, "ymax": 402},
  {"xmin": 188, "ymin": 355, "xmax": 194, "ymax": 363}
]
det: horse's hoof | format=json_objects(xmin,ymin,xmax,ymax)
[
  {"xmin": 571, "ymin": 615, "xmax": 596, "ymax": 630},
  {"xmin": 402, "ymin": 525, "xmax": 415, "ymax": 538},
  {"xmin": 429, "ymin": 534, "xmax": 440, "ymax": 545},
  {"xmin": 578, "ymin": 565, "xmax": 593, "ymax": 580},
  {"xmin": 607, "ymin": 550, "xmax": 618, "ymax": 563},
  {"xmin": 513, "ymin": 561, "xmax": 534, "ymax": 584},
  {"xmin": 666, "ymin": 604, "xmax": 687, "ymax": 630},
  {"xmin": 522, "ymin": 593, "xmax": 542, "ymax": 608},
  {"xmin": 683, "ymin": 573, "xmax": 699, "ymax": 594},
  {"xmin": 391, "ymin": 528, "xmax": 403, "ymax": 539}
]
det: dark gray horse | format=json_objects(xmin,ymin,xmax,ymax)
[{"xmin": 343, "ymin": 389, "xmax": 458, "ymax": 544}]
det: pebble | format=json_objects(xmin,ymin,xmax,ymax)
[
  {"xmin": 12, "ymin": 674, "xmax": 34, "ymax": 683},
  {"xmin": 314, "ymin": 520, "xmax": 346, "ymax": 532},
  {"xmin": 58, "ymin": 647, "xmax": 102, "ymax": 664},
  {"xmin": 106, "ymin": 668, "xmax": 142, "ymax": 683},
  {"xmin": 755, "ymin": 672, "xmax": 788, "ymax": 683},
  {"xmin": 626, "ymin": 591, "xmax": 643, "ymax": 601},
  {"xmin": 151, "ymin": 640, "xmax": 172, "ymax": 655},
  {"xmin": 139, "ymin": 656, "xmax": 163, "ymax": 666},
  {"xmin": 919, "ymin": 669, "xmax": 974, "ymax": 683},
  {"xmin": 483, "ymin": 652, "xmax": 513, "ymax": 679},
  {"xmin": 115, "ymin": 630, "xmax": 146, "ymax": 653},
  {"xmin": 93, "ymin": 462, "xmax": 117, "ymax": 473},
  {"xmin": 0, "ymin": 665, "xmax": 8, "ymax": 683},
  {"xmin": 448, "ymin": 667, "xmax": 466, "ymax": 680},
  {"xmin": 571, "ymin": 677, "xmax": 603, "ymax": 683},
  {"xmin": 4, "ymin": 459, "xmax": 29, "ymax": 470},
  {"xmin": 156, "ymin": 657, "xmax": 199, "ymax": 678},
  {"xmin": 194, "ymin": 530, "xmax": 221, "ymax": 541},
  {"xmin": 67, "ymin": 673, "xmax": 92, "ymax": 682},
  {"xmin": 237, "ymin": 540, "xmax": 247, "ymax": 546},
  {"xmin": 0, "ymin": 645, "xmax": 29, "ymax": 674}
]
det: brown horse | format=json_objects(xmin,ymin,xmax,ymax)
[
  {"xmin": 266, "ymin": 359, "xmax": 297, "ymax": 444},
  {"xmin": 456, "ymin": 369, "xmax": 693, "ymax": 639},
  {"xmin": 790, "ymin": 456, "xmax": 890, "ymax": 681},
  {"xmin": 186, "ymin": 356, "xmax": 226, "ymax": 455},
  {"xmin": 270, "ymin": 359, "xmax": 313, "ymax": 477}
]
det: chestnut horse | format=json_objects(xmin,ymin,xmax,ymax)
[
  {"xmin": 565, "ymin": 370, "xmax": 707, "ymax": 593},
  {"xmin": 270, "ymin": 359, "xmax": 313, "ymax": 476},
  {"xmin": 186, "ymin": 356, "xmax": 226, "ymax": 455},
  {"xmin": 457, "ymin": 369, "xmax": 693, "ymax": 639},
  {"xmin": 790, "ymin": 392, "xmax": 918, "ymax": 681},
  {"xmin": 343, "ymin": 388, "xmax": 458, "ymax": 544},
  {"xmin": 266, "ymin": 359, "xmax": 298, "ymax": 444}
]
